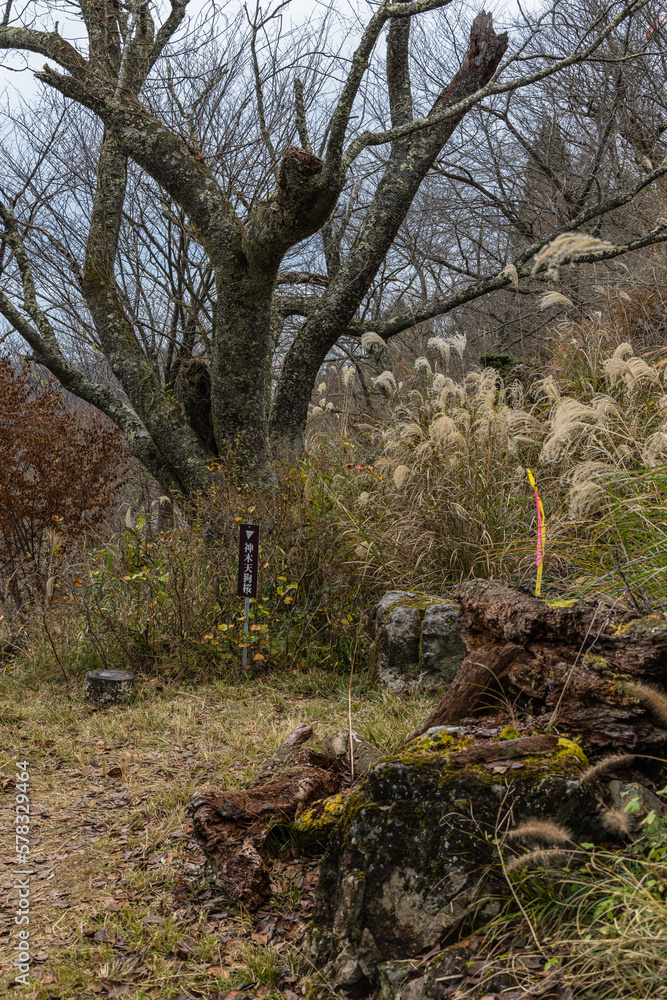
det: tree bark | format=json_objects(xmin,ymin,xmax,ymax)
[
  {"xmin": 187, "ymin": 723, "xmax": 341, "ymax": 909},
  {"xmin": 406, "ymin": 579, "xmax": 667, "ymax": 756}
]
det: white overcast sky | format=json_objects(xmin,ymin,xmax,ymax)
[{"xmin": 0, "ymin": 0, "xmax": 530, "ymax": 107}]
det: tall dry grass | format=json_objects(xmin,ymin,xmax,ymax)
[{"xmin": 306, "ymin": 330, "xmax": 667, "ymax": 607}]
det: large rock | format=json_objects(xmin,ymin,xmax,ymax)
[
  {"xmin": 305, "ymin": 729, "xmax": 603, "ymax": 996},
  {"xmin": 368, "ymin": 591, "xmax": 465, "ymax": 693}
]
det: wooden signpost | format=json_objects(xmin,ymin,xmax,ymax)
[{"xmin": 237, "ymin": 523, "xmax": 259, "ymax": 667}]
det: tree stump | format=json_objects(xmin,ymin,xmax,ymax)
[
  {"xmin": 187, "ymin": 723, "xmax": 341, "ymax": 909},
  {"xmin": 406, "ymin": 579, "xmax": 667, "ymax": 756},
  {"xmin": 83, "ymin": 669, "xmax": 135, "ymax": 708}
]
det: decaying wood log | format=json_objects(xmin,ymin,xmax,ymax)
[
  {"xmin": 407, "ymin": 579, "xmax": 667, "ymax": 756},
  {"xmin": 187, "ymin": 723, "xmax": 341, "ymax": 908}
]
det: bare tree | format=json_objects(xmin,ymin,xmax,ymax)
[{"xmin": 0, "ymin": 0, "xmax": 664, "ymax": 492}]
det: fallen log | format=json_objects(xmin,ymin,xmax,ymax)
[
  {"xmin": 407, "ymin": 579, "xmax": 667, "ymax": 756},
  {"xmin": 187, "ymin": 723, "xmax": 340, "ymax": 908}
]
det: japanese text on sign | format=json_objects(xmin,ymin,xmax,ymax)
[{"xmin": 237, "ymin": 523, "xmax": 260, "ymax": 598}]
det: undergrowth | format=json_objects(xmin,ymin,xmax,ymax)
[{"xmin": 489, "ymin": 818, "xmax": 667, "ymax": 999}]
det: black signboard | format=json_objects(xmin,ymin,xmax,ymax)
[{"xmin": 237, "ymin": 523, "xmax": 260, "ymax": 598}]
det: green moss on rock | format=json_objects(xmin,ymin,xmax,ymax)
[{"xmin": 305, "ymin": 730, "xmax": 601, "ymax": 994}]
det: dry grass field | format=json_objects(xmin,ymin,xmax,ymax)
[{"xmin": 0, "ymin": 667, "xmax": 430, "ymax": 1000}]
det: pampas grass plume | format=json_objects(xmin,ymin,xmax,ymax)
[
  {"xmin": 428, "ymin": 337, "xmax": 451, "ymax": 365},
  {"xmin": 540, "ymin": 291, "xmax": 574, "ymax": 311},
  {"xmin": 393, "ymin": 464, "xmax": 410, "ymax": 487},
  {"xmin": 373, "ymin": 371, "xmax": 397, "ymax": 395},
  {"xmin": 626, "ymin": 682, "xmax": 667, "ymax": 725},
  {"xmin": 531, "ymin": 233, "xmax": 615, "ymax": 277},
  {"xmin": 505, "ymin": 819, "xmax": 572, "ymax": 845},
  {"xmin": 361, "ymin": 331, "xmax": 387, "ymax": 350},
  {"xmin": 501, "ymin": 262, "xmax": 519, "ymax": 290}
]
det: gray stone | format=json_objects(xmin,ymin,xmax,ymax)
[
  {"xmin": 306, "ymin": 731, "xmax": 603, "ymax": 994},
  {"xmin": 322, "ymin": 730, "xmax": 382, "ymax": 776},
  {"xmin": 609, "ymin": 780, "xmax": 666, "ymax": 827},
  {"xmin": 421, "ymin": 603, "xmax": 466, "ymax": 685},
  {"xmin": 368, "ymin": 592, "xmax": 465, "ymax": 693}
]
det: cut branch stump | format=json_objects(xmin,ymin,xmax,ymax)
[{"xmin": 83, "ymin": 669, "xmax": 135, "ymax": 708}]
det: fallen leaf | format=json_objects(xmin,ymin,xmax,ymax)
[
  {"xmin": 105, "ymin": 898, "xmax": 120, "ymax": 911},
  {"xmin": 175, "ymin": 938, "xmax": 197, "ymax": 958}
]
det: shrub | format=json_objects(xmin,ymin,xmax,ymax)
[
  {"xmin": 0, "ymin": 357, "xmax": 128, "ymax": 610},
  {"xmin": 22, "ymin": 456, "xmax": 369, "ymax": 681}
]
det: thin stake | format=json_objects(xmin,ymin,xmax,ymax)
[
  {"xmin": 526, "ymin": 468, "xmax": 545, "ymax": 597},
  {"xmin": 348, "ymin": 624, "xmax": 363, "ymax": 783},
  {"xmin": 243, "ymin": 596, "xmax": 250, "ymax": 669}
]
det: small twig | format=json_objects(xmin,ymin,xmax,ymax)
[{"xmin": 41, "ymin": 609, "xmax": 69, "ymax": 686}]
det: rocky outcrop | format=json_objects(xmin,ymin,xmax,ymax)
[
  {"xmin": 367, "ymin": 591, "xmax": 465, "ymax": 693},
  {"xmin": 305, "ymin": 728, "xmax": 603, "ymax": 996}
]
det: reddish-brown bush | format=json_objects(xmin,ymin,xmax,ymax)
[{"xmin": 0, "ymin": 357, "xmax": 128, "ymax": 608}]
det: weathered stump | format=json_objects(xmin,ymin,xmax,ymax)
[
  {"xmin": 187, "ymin": 723, "xmax": 341, "ymax": 908},
  {"xmin": 407, "ymin": 580, "xmax": 667, "ymax": 756},
  {"xmin": 83, "ymin": 669, "xmax": 135, "ymax": 707}
]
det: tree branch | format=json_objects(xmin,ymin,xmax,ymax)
[
  {"xmin": 343, "ymin": 0, "xmax": 651, "ymax": 168},
  {"xmin": 0, "ymin": 206, "xmax": 185, "ymax": 492},
  {"xmin": 150, "ymin": 0, "xmax": 189, "ymax": 70},
  {"xmin": 370, "ymin": 214, "xmax": 667, "ymax": 342},
  {"xmin": 294, "ymin": 77, "xmax": 312, "ymax": 152},
  {"xmin": 387, "ymin": 0, "xmax": 413, "ymax": 129},
  {"xmin": 35, "ymin": 67, "xmax": 238, "ymax": 263},
  {"xmin": 322, "ymin": 0, "xmax": 457, "ymax": 175},
  {"xmin": 0, "ymin": 26, "xmax": 87, "ymax": 77},
  {"xmin": 276, "ymin": 270, "xmax": 329, "ymax": 287},
  {"xmin": 247, "ymin": 3, "xmax": 279, "ymax": 177}
]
